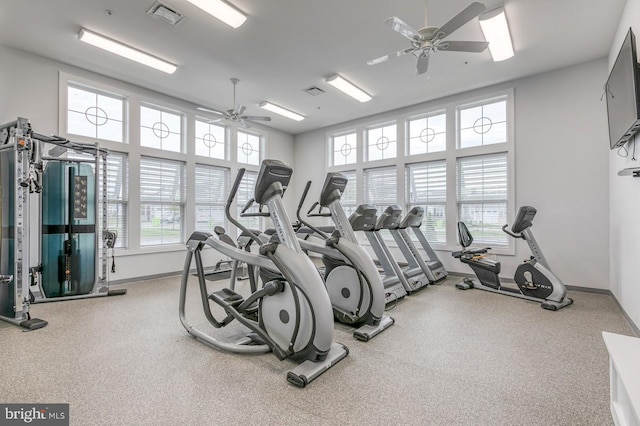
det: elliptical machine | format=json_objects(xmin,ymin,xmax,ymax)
[
  {"xmin": 453, "ymin": 206, "xmax": 573, "ymax": 311},
  {"xmin": 179, "ymin": 160, "xmax": 348, "ymax": 387},
  {"xmin": 296, "ymin": 173, "xmax": 394, "ymax": 341}
]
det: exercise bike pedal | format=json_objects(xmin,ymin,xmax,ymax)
[
  {"xmin": 209, "ymin": 288, "xmax": 244, "ymax": 308},
  {"xmin": 455, "ymin": 278, "xmax": 475, "ymax": 290}
]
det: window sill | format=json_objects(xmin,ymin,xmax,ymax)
[{"xmin": 108, "ymin": 244, "xmax": 186, "ymax": 257}]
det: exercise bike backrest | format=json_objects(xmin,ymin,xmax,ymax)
[{"xmin": 457, "ymin": 222, "xmax": 474, "ymax": 249}]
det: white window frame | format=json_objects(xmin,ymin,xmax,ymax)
[
  {"xmin": 406, "ymin": 110, "xmax": 447, "ymax": 156},
  {"xmin": 406, "ymin": 160, "xmax": 447, "ymax": 247},
  {"xmin": 195, "ymin": 118, "xmax": 229, "ymax": 160},
  {"xmin": 59, "ymin": 72, "xmax": 270, "ymax": 257},
  {"xmin": 140, "ymin": 102, "xmax": 185, "ymax": 153},
  {"xmin": 326, "ymin": 88, "xmax": 514, "ymax": 254},
  {"xmin": 194, "ymin": 164, "xmax": 230, "ymax": 234},
  {"xmin": 236, "ymin": 130, "xmax": 263, "ymax": 166},
  {"xmin": 139, "ymin": 156, "xmax": 186, "ymax": 247},
  {"xmin": 330, "ymin": 130, "xmax": 358, "ymax": 166},
  {"xmin": 365, "ymin": 121, "xmax": 398, "ymax": 161}
]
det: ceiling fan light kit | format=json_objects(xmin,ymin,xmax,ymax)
[
  {"xmin": 259, "ymin": 102, "xmax": 305, "ymax": 121},
  {"xmin": 186, "ymin": 0, "xmax": 247, "ymax": 28},
  {"xmin": 325, "ymin": 74, "xmax": 372, "ymax": 102},
  {"xmin": 478, "ymin": 7, "xmax": 514, "ymax": 61},
  {"xmin": 77, "ymin": 28, "xmax": 177, "ymax": 74}
]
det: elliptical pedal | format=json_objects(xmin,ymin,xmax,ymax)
[{"xmin": 209, "ymin": 288, "xmax": 244, "ymax": 308}]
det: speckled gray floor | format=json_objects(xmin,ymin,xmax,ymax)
[{"xmin": 0, "ymin": 275, "xmax": 635, "ymax": 426}]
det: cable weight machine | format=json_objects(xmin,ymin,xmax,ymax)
[{"xmin": 0, "ymin": 118, "xmax": 125, "ymax": 330}]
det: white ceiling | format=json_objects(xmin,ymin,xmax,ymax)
[{"xmin": 0, "ymin": 0, "xmax": 627, "ymax": 135}]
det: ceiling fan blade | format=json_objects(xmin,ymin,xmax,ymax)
[
  {"xmin": 242, "ymin": 116, "xmax": 272, "ymax": 122},
  {"xmin": 236, "ymin": 105, "xmax": 246, "ymax": 115},
  {"xmin": 384, "ymin": 16, "xmax": 421, "ymax": 41},
  {"xmin": 416, "ymin": 51, "xmax": 430, "ymax": 75},
  {"xmin": 433, "ymin": 2, "xmax": 487, "ymax": 40},
  {"xmin": 207, "ymin": 118, "xmax": 224, "ymax": 124},
  {"xmin": 197, "ymin": 107, "xmax": 224, "ymax": 116},
  {"xmin": 367, "ymin": 47, "xmax": 415, "ymax": 65},
  {"xmin": 438, "ymin": 40, "xmax": 489, "ymax": 53},
  {"xmin": 239, "ymin": 120, "xmax": 250, "ymax": 129}
]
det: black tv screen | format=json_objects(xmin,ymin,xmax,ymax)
[{"xmin": 606, "ymin": 28, "xmax": 640, "ymax": 150}]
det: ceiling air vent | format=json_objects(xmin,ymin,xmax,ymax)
[
  {"xmin": 304, "ymin": 86, "xmax": 325, "ymax": 96},
  {"xmin": 147, "ymin": 1, "xmax": 185, "ymax": 26}
]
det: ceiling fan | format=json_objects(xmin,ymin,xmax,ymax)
[
  {"xmin": 197, "ymin": 78, "xmax": 271, "ymax": 128},
  {"xmin": 367, "ymin": 1, "xmax": 489, "ymax": 75}
]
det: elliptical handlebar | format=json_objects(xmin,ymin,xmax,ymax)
[
  {"xmin": 296, "ymin": 181, "xmax": 329, "ymax": 240},
  {"xmin": 225, "ymin": 168, "xmax": 263, "ymax": 246},
  {"xmin": 502, "ymin": 224, "xmax": 524, "ymax": 239}
]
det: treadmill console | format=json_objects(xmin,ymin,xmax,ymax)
[
  {"xmin": 254, "ymin": 159, "xmax": 292, "ymax": 204},
  {"xmin": 511, "ymin": 206, "xmax": 537, "ymax": 233},
  {"xmin": 349, "ymin": 204, "xmax": 377, "ymax": 231},
  {"xmin": 376, "ymin": 205, "xmax": 402, "ymax": 230},
  {"xmin": 319, "ymin": 172, "xmax": 348, "ymax": 207},
  {"xmin": 399, "ymin": 206, "xmax": 424, "ymax": 229}
]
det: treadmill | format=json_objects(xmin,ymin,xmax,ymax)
[
  {"xmin": 372, "ymin": 205, "xmax": 430, "ymax": 293},
  {"xmin": 350, "ymin": 204, "xmax": 408, "ymax": 304},
  {"xmin": 392, "ymin": 206, "xmax": 448, "ymax": 283}
]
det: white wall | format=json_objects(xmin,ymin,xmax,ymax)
[
  {"xmin": 294, "ymin": 58, "xmax": 610, "ymax": 290},
  {"xmin": 0, "ymin": 46, "xmax": 296, "ymax": 282},
  {"xmin": 608, "ymin": 0, "xmax": 640, "ymax": 329}
]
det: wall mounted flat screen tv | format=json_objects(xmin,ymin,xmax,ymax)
[{"xmin": 606, "ymin": 27, "xmax": 640, "ymax": 150}]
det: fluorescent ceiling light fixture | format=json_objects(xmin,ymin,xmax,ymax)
[
  {"xmin": 325, "ymin": 74, "xmax": 371, "ymax": 102},
  {"xmin": 186, "ymin": 0, "xmax": 247, "ymax": 28},
  {"xmin": 78, "ymin": 29, "xmax": 177, "ymax": 74},
  {"xmin": 259, "ymin": 102, "xmax": 304, "ymax": 121},
  {"xmin": 478, "ymin": 7, "xmax": 514, "ymax": 62}
]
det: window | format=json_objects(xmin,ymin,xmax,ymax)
[
  {"xmin": 140, "ymin": 104, "xmax": 183, "ymax": 152},
  {"xmin": 458, "ymin": 98, "xmax": 507, "ymax": 149},
  {"xmin": 327, "ymin": 89, "xmax": 512, "ymax": 252},
  {"xmin": 195, "ymin": 165, "xmax": 230, "ymax": 234},
  {"xmin": 364, "ymin": 166, "xmax": 397, "ymax": 214},
  {"xmin": 457, "ymin": 153, "xmax": 508, "ymax": 246},
  {"xmin": 340, "ymin": 170, "xmax": 357, "ymax": 217},
  {"xmin": 139, "ymin": 157, "xmax": 185, "ymax": 246},
  {"xmin": 331, "ymin": 132, "xmax": 357, "ymax": 166},
  {"xmin": 366, "ymin": 123, "xmax": 397, "ymax": 161},
  {"xmin": 67, "ymin": 83, "xmax": 125, "ymax": 143},
  {"xmin": 407, "ymin": 112, "xmax": 446, "ymax": 155},
  {"xmin": 104, "ymin": 152, "xmax": 129, "ymax": 248},
  {"xmin": 406, "ymin": 161, "xmax": 446, "ymax": 245},
  {"xmin": 195, "ymin": 120, "xmax": 227, "ymax": 159},
  {"xmin": 237, "ymin": 131, "xmax": 261, "ymax": 165}
]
